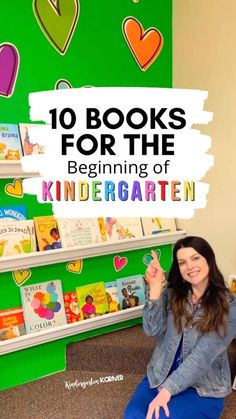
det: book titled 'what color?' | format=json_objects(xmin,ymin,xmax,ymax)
[{"xmin": 20, "ymin": 280, "xmax": 67, "ymax": 334}]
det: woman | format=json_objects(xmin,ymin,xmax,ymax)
[{"xmin": 124, "ymin": 236, "xmax": 236, "ymax": 419}]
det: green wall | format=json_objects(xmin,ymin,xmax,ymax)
[{"xmin": 0, "ymin": 0, "xmax": 172, "ymax": 389}]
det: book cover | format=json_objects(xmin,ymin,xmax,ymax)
[
  {"xmin": 57, "ymin": 218, "xmax": 102, "ymax": 248},
  {"xmin": 34, "ymin": 215, "xmax": 62, "ymax": 251},
  {"xmin": 0, "ymin": 306, "xmax": 26, "ymax": 341},
  {"xmin": 63, "ymin": 291, "xmax": 80, "ymax": 323},
  {"xmin": 228, "ymin": 275, "xmax": 236, "ymax": 294},
  {"xmin": 116, "ymin": 275, "xmax": 146, "ymax": 309},
  {"xmin": 141, "ymin": 217, "xmax": 177, "ymax": 236},
  {"xmin": 20, "ymin": 280, "xmax": 67, "ymax": 334},
  {"xmin": 0, "ymin": 206, "xmax": 27, "ymax": 221},
  {"xmin": 105, "ymin": 282, "xmax": 120, "ymax": 312},
  {"xmin": 0, "ymin": 220, "xmax": 36, "ymax": 257},
  {"xmin": 98, "ymin": 217, "xmax": 143, "ymax": 241},
  {"xmin": 18, "ymin": 123, "xmax": 44, "ymax": 155},
  {"xmin": 0, "ymin": 124, "xmax": 22, "ymax": 160},
  {"xmin": 76, "ymin": 282, "xmax": 109, "ymax": 320}
]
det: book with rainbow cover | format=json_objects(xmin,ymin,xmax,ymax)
[{"xmin": 20, "ymin": 280, "xmax": 67, "ymax": 334}]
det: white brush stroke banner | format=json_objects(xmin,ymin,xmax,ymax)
[{"xmin": 22, "ymin": 87, "xmax": 213, "ymax": 218}]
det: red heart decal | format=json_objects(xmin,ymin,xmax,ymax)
[
  {"xmin": 123, "ymin": 17, "xmax": 163, "ymax": 71},
  {"xmin": 113, "ymin": 255, "xmax": 128, "ymax": 272}
]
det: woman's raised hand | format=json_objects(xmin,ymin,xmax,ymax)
[{"xmin": 145, "ymin": 250, "xmax": 165, "ymax": 299}]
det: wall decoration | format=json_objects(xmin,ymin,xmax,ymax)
[
  {"xmin": 12, "ymin": 269, "xmax": 32, "ymax": 286},
  {"xmin": 113, "ymin": 255, "xmax": 128, "ymax": 272},
  {"xmin": 123, "ymin": 17, "xmax": 163, "ymax": 71},
  {"xmin": 0, "ymin": 0, "xmax": 172, "ymax": 392},
  {"xmin": 142, "ymin": 249, "xmax": 161, "ymax": 266},
  {"xmin": 5, "ymin": 179, "xmax": 23, "ymax": 198},
  {"xmin": 55, "ymin": 79, "xmax": 72, "ymax": 89},
  {"xmin": 0, "ymin": 43, "xmax": 19, "ymax": 98},
  {"xmin": 33, "ymin": 0, "xmax": 80, "ymax": 55},
  {"xmin": 66, "ymin": 259, "xmax": 83, "ymax": 274}
]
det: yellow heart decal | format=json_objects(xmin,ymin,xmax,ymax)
[
  {"xmin": 5, "ymin": 178, "xmax": 23, "ymax": 198},
  {"xmin": 66, "ymin": 259, "xmax": 83, "ymax": 274},
  {"xmin": 12, "ymin": 269, "xmax": 32, "ymax": 286}
]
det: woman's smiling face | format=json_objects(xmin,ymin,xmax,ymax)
[{"xmin": 177, "ymin": 247, "xmax": 209, "ymax": 288}]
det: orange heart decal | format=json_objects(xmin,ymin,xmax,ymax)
[
  {"xmin": 5, "ymin": 178, "xmax": 23, "ymax": 198},
  {"xmin": 12, "ymin": 269, "xmax": 31, "ymax": 286},
  {"xmin": 66, "ymin": 259, "xmax": 83, "ymax": 274},
  {"xmin": 123, "ymin": 17, "xmax": 163, "ymax": 71}
]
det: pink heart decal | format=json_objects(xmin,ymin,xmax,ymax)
[
  {"xmin": 113, "ymin": 255, "xmax": 128, "ymax": 271},
  {"xmin": 0, "ymin": 43, "xmax": 19, "ymax": 97}
]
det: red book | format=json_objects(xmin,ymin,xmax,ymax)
[
  {"xmin": 0, "ymin": 306, "xmax": 26, "ymax": 340},
  {"xmin": 64, "ymin": 292, "xmax": 80, "ymax": 323}
]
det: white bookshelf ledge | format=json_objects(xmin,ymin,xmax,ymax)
[
  {"xmin": 0, "ymin": 305, "xmax": 143, "ymax": 355},
  {"xmin": 0, "ymin": 161, "xmax": 38, "ymax": 178},
  {"xmin": 0, "ymin": 230, "xmax": 186, "ymax": 273}
]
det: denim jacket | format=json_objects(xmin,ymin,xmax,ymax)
[{"xmin": 143, "ymin": 287, "xmax": 236, "ymax": 398}]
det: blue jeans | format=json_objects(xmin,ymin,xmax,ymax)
[{"xmin": 124, "ymin": 376, "xmax": 224, "ymax": 419}]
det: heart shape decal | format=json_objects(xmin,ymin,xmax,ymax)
[
  {"xmin": 113, "ymin": 255, "xmax": 128, "ymax": 272},
  {"xmin": 33, "ymin": 0, "xmax": 80, "ymax": 55},
  {"xmin": 12, "ymin": 269, "xmax": 31, "ymax": 286},
  {"xmin": 5, "ymin": 179, "xmax": 23, "ymax": 198},
  {"xmin": 123, "ymin": 17, "xmax": 163, "ymax": 71},
  {"xmin": 0, "ymin": 43, "xmax": 19, "ymax": 97},
  {"xmin": 142, "ymin": 249, "xmax": 161, "ymax": 266},
  {"xmin": 66, "ymin": 259, "xmax": 83, "ymax": 274}
]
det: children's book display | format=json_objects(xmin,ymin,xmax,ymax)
[
  {"xmin": 0, "ymin": 124, "xmax": 22, "ymax": 160},
  {"xmin": 20, "ymin": 280, "xmax": 67, "ymax": 333},
  {"xmin": 0, "ymin": 307, "xmax": 26, "ymax": 341},
  {"xmin": 34, "ymin": 215, "xmax": 62, "ymax": 251},
  {"xmin": 0, "ymin": 220, "xmax": 36, "ymax": 257},
  {"xmin": 0, "ymin": 275, "xmax": 147, "ymax": 341},
  {"xmin": 0, "ymin": 206, "xmax": 27, "ymax": 221},
  {"xmin": 98, "ymin": 217, "xmax": 143, "ymax": 241},
  {"xmin": 105, "ymin": 281, "xmax": 120, "ymax": 312},
  {"xmin": 18, "ymin": 123, "xmax": 44, "ymax": 156},
  {"xmin": 63, "ymin": 291, "xmax": 80, "ymax": 323},
  {"xmin": 0, "ymin": 215, "xmax": 176, "ymax": 257},
  {"xmin": 57, "ymin": 218, "xmax": 102, "ymax": 248},
  {"xmin": 141, "ymin": 217, "xmax": 177, "ymax": 235},
  {"xmin": 116, "ymin": 275, "xmax": 146, "ymax": 309},
  {"xmin": 76, "ymin": 282, "xmax": 109, "ymax": 319}
]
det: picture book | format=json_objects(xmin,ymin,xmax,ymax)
[
  {"xmin": 98, "ymin": 217, "xmax": 143, "ymax": 242},
  {"xmin": 116, "ymin": 275, "xmax": 146, "ymax": 310},
  {"xmin": 18, "ymin": 123, "xmax": 44, "ymax": 156},
  {"xmin": 76, "ymin": 282, "xmax": 109, "ymax": 320},
  {"xmin": 33, "ymin": 215, "xmax": 62, "ymax": 251},
  {"xmin": 228, "ymin": 276, "xmax": 236, "ymax": 294},
  {"xmin": 0, "ymin": 124, "xmax": 22, "ymax": 160},
  {"xmin": 0, "ymin": 220, "xmax": 36, "ymax": 257},
  {"xmin": 57, "ymin": 218, "xmax": 102, "ymax": 248},
  {"xmin": 0, "ymin": 306, "xmax": 26, "ymax": 341},
  {"xmin": 105, "ymin": 281, "xmax": 120, "ymax": 312},
  {"xmin": 20, "ymin": 280, "xmax": 67, "ymax": 334},
  {"xmin": 141, "ymin": 217, "xmax": 177, "ymax": 236},
  {"xmin": 63, "ymin": 291, "xmax": 80, "ymax": 323},
  {"xmin": 0, "ymin": 206, "xmax": 27, "ymax": 221}
]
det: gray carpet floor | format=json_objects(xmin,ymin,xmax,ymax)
[{"xmin": 0, "ymin": 326, "xmax": 235, "ymax": 419}]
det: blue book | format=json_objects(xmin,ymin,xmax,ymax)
[
  {"xmin": 116, "ymin": 275, "xmax": 146, "ymax": 310},
  {"xmin": 0, "ymin": 206, "xmax": 27, "ymax": 221},
  {"xmin": 0, "ymin": 124, "xmax": 22, "ymax": 160}
]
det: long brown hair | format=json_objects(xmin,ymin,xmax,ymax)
[{"xmin": 168, "ymin": 236, "xmax": 233, "ymax": 336}]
